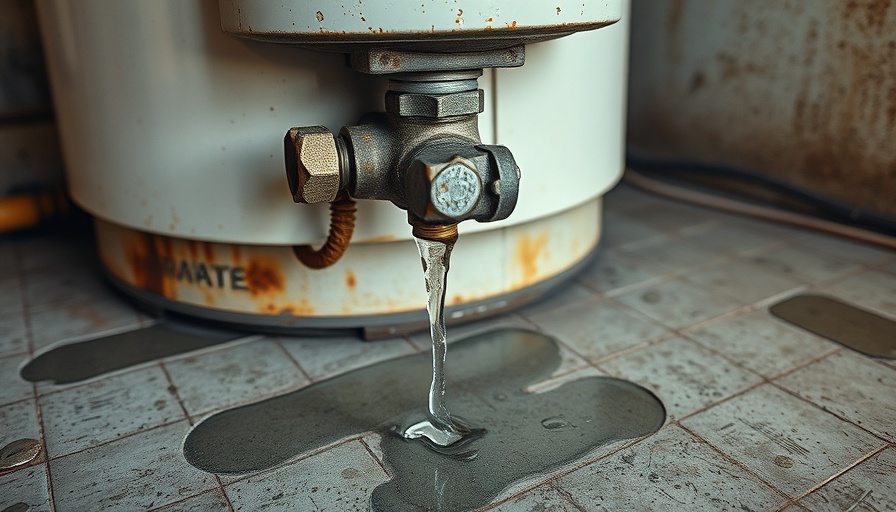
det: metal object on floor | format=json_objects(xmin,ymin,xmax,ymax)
[
  {"xmin": 0, "ymin": 439, "xmax": 41, "ymax": 472},
  {"xmin": 770, "ymin": 294, "xmax": 896, "ymax": 359}
]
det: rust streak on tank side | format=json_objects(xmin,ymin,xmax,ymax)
[
  {"xmin": 345, "ymin": 269, "xmax": 357, "ymax": 291},
  {"xmin": 245, "ymin": 258, "xmax": 286, "ymax": 297},
  {"xmin": 514, "ymin": 232, "xmax": 549, "ymax": 288},
  {"xmin": 203, "ymin": 242, "xmax": 216, "ymax": 264}
]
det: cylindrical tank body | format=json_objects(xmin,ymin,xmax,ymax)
[{"xmin": 36, "ymin": 0, "xmax": 630, "ymax": 332}]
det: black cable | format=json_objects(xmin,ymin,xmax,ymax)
[{"xmin": 626, "ymin": 152, "xmax": 896, "ymax": 237}]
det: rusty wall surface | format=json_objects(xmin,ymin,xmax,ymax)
[{"xmin": 628, "ymin": 0, "xmax": 896, "ymax": 216}]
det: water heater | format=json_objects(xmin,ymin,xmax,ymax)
[{"xmin": 36, "ymin": 0, "xmax": 630, "ymax": 336}]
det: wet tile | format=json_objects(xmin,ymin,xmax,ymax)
[
  {"xmin": 488, "ymin": 484, "xmax": 579, "ymax": 512},
  {"xmin": 226, "ymin": 441, "xmax": 388, "ymax": 512},
  {"xmin": 0, "ymin": 466, "xmax": 51, "ymax": 512},
  {"xmin": 614, "ymin": 277, "xmax": 743, "ymax": 330},
  {"xmin": 557, "ymin": 424, "xmax": 785, "ymax": 511},
  {"xmin": 0, "ymin": 399, "xmax": 39, "ymax": 444},
  {"xmin": 281, "ymin": 334, "xmax": 415, "ymax": 382},
  {"xmin": 750, "ymin": 243, "xmax": 862, "ymax": 283},
  {"xmin": 0, "ymin": 354, "xmax": 33, "ymax": 406},
  {"xmin": 0, "ymin": 277, "xmax": 24, "ymax": 316},
  {"xmin": 165, "ymin": 339, "xmax": 307, "ymax": 417},
  {"xmin": 599, "ymin": 337, "xmax": 761, "ymax": 419},
  {"xmin": 150, "ymin": 489, "xmax": 231, "ymax": 512},
  {"xmin": 776, "ymin": 351, "xmax": 896, "ymax": 442},
  {"xmin": 819, "ymin": 269, "xmax": 896, "ymax": 316},
  {"xmin": 685, "ymin": 258, "xmax": 803, "ymax": 306},
  {"xmin": 50, "ymin": 421, "xmax": 218, "ymax": 511},
  {"xmin": 28, "ymin": 297, "xmax": 144, "ymax": 351},
  {"xmin": 526, "ymin": 297, "xmax": 668, "ymax": 363},
  {"xmin": 577, "ymin": 250, "xmax": 670, "ymax": 295},
  {"xmin": 0, "ymin": 312, "xmax": 28, "ymax": 358},
  {"xmin": 40, "ymin": 366, "xmax": 184, "ymax": 457},
  {"xmin": 798, "ymin": 447, "xmax": 896, "ymax": 512},
  {"xmin": 682, "ymin": 384, "xmax": 885, "ymax": 498},
  {"xmin": 685, "ymin": 309, "xmax": 839, "ymax": 378}
]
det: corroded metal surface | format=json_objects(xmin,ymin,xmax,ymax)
[
  {"xmin": 628, "ymin": 0, "xmax": 896, "ymax": 215},
  {"xmin": 95, "ymin": 198, "xmax": 601, "ymax": 329}
]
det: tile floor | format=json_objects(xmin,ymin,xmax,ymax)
[{"xmin": 1, "ymin": 183, "xmax": 895, "ymax": 511}]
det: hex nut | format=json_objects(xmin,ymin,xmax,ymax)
[
  {"xmin": 386, "ymin": 90, "xmax": 484, "ymax": 118},
  {"xmin": 284, "ymin": 126, "xmax": 341, "ymax": 204}
]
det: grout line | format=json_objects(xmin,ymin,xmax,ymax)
[
  {"xmin": 159, "ymin": 362, "xmax": 193, "ymax": 426},
  {"xmin": 675, "ymin": 379, "xmax": 767, "ymax": 423},
  {"xmin": 33, "ymin": 381, "xmax": 57, "ymax": 512},
  {"xmin": 359, "ymin": 436, "xmax": 391, "ymax": 478},
  {"xmin": 782, "ymin": 444, "xmax": 890, "ymax": 507},
  {"xmin": 274, "ymin": 338, "xmax": 314, "ymax": 384},
  {"xmin": 216, "ymin": 475, "xmax": 237, "ymax": 511},
  {"xmin": 42, "ymin": 418, "xmax": 188, "ymax": 462},
  {"xmin": 767, "ymin": 379, "xmax": 894, "ymax": 446},
  {"xmin": 676, "ymin": 421, "xmax": 793, "ymax": 503}
]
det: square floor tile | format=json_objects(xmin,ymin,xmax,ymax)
[
  {"xmin": 775, "ymin": 351, "xmax": 896, "ymax": 442},
  {"xmin": 682, "ymin": 384, "xmax": 885, "ymax": 498},
  {"xmin": 488, "ymin": 484, "xmax": 579, "ymax": 512},
  {"xmin": 40, "ymin": 366, "xmax": 184, "ymax": 458},
  {"xmin": 28, "ymin": 297, "xmax": 144, "ymax": 351},
  {"xmin": 819, "ymin": 269, "xmax": 896, "ymax": 316},
  {"xmin": 614, "ymin": 277, "xmax": 743, "ymax": 330},
  {"xmin": 226, "ymin": 441, "xmax": 388, "ymax": 512},
  {"xmin": 625, "ymin": 201, "xmax": 717, "ymax": 234},
  {"xmin": 0, "ymin": 354, "xmax": 33, "ymax": 406},
  {"xmin": 601, "ymin": 184, "xmax": 656, "ymax": 213},
  {"xmin": 798, "ymin": 447, "xmax": 896, "ymax": 511},
  {"xmin": 0, "ymin": 466, "xmax": 51, "ymax": 512},
  {"xmin": 750, "ymin": 243, "xmax": 863, "ymax": 284},
  {"xmin": 557, "ymin": 424, "xmax": 785, "ymax": 511},
  {"xmin": 0, "ymin": 313, "xmax": 28, "ymax": 358},
  {"xmin": 150, "ymin": 489, "xmax": 230, "ymax": 512},
  {"xmin": 577, "ymin": 250, "xmax": 670, "ymax": 296},
  {"xmin": 685, "ymin": 309, "xmax": 839, "ymax": 379},
  {"xmin": 599, "ymin": 337, "xmax": 761, "ymax": 420},
  {"xmin": 1, "ymin": 398, "xmax": 39, "ymax": 445},
  {"xmin": 514, "ymin": 285, "xmax": 597, "ymax": 321},
  {"xmin": 526, "ymin": 297, "xmax": 669, "ymax": 363},
  {"xmin": 165, "ymin": 339, "xmax": 307, "ymax": 417},
  {"xmin": 685, "ymin": 258, "xmax": 804, "ymax": 306},
  {"xmin": 50, "ymin": 421, "xmax": 218, "ymax": 511},
  {"xmin": 281, "ymin": 334, "xmax": 415, "ymax": 382}
]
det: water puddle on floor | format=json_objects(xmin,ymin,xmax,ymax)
[
  {"xmin": 183, "ymin": 328, "xmax": 666, "ymax": 511},
  {"xmin": 20, "ymin": 321, "xmax": 242, "ymax": 384},
  {"xmin": 771, "ymin": 294, "xmax": 896, "ymax": 359}
]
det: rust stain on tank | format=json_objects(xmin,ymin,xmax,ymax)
[
  {"xmin": 245, "ymin": 258, "xmax": 285, "ymax": 296},
  {"xmin": 264, "ymin": 300, "xmax": 314, "ymax": 316},
  {"xmin": 202, "ymin": 242, "xmax": 216, "ymax": 264},
  {"xmin": 187, "ymin": 240, "xmax": 199, "ymax": 261},
  {"xmin": 345, "ymin": 269, "xmax": 357, "ymax": 290},
  {"xmin": 127, "ymin": 232, "xmax": 174, "ymax": 299},
  {"xmin": 514, "ymin": 232, "xmax": 549, "ymax": 287}
]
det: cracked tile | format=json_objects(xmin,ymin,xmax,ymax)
[
  {"xmin": 682, "ymin": 384, "xmax": 885, "ymax": 497},
  {"xmin": 798, "ymin": 447, "xmax": 896, "ymax": 512},
  {"xmin": 557, "ymin": 424, "xmax": 785, "ymax": 511}
]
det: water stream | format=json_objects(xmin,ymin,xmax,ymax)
[{"xmin": 400, "ymin": 237, "xmax": 476, "ymax": 447}]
